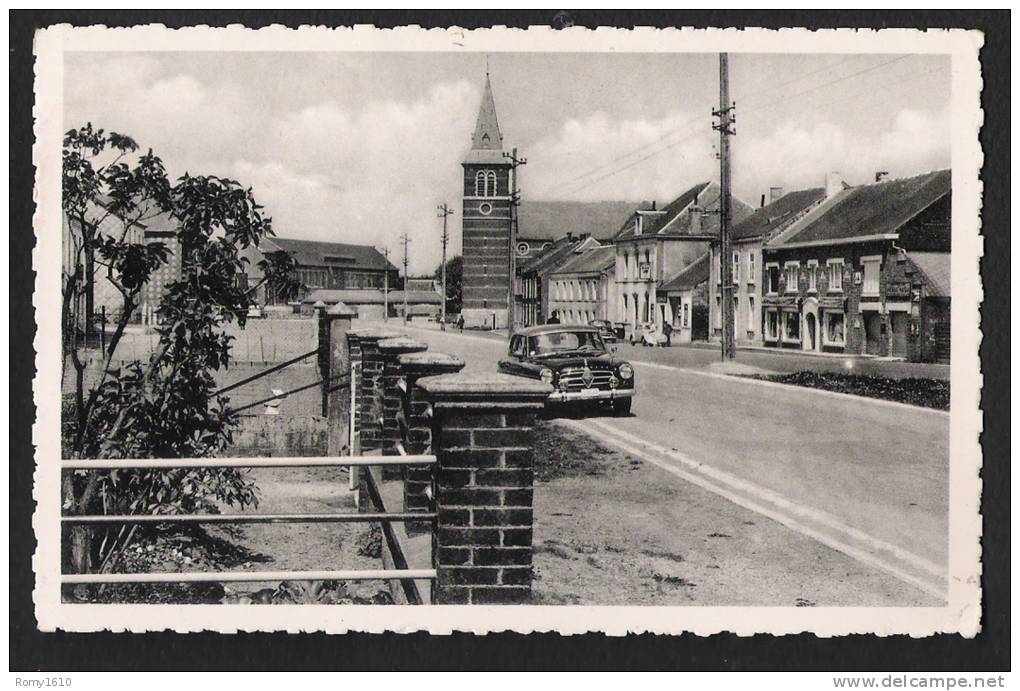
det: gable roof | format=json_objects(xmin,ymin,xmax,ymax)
[
  {"xmin": 772, "ymin": 169, "xmax": 950, "ymax": 247},
  {"xmin": 516, "ymin": 200, "xmax": 639, "ymax": 241},
  {"xmin": 729, "ymin": 187, "xmax": 826, "ymax": 242},
  {"xmin": 907, "ymin": 251, "xmax": 950, "ymax": 298},
  {"xmin": 549, "ymin": 245, "xmax": 616, "ymax": 276},
  {"xmin": 660, "ymin": 253, "xmax": 711, "ymax": 292},
  {"xmin": 302, "ymin": 289, "xmax": 386, "ymax": 305},
  {"xmin": 264, "ymin": 237, "xmax": 398, "ymax": 271},
  {"xmin": 615, "ymin": 181, "xmax": 754, "ymax": 239}
]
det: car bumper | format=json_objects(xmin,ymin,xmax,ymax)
[{"xmin": 547, "ymin": 388, "xmax": 635, "ymax": 403}]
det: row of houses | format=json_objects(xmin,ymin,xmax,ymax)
[{"xmin": 511, "ymin": 168, "xmax": 951, "ymax": 364}]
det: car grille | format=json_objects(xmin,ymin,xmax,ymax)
[{"xmin": 557, "ymin": 366, "xmax": 615, "ymax": 391}]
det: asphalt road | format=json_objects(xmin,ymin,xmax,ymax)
[{"xmin": 400, "ymin": 324, "xmax": 950, "ymax": 602}]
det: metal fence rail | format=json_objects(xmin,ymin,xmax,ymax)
[{"xmin": 61, "ymin": 454, "xmax": 437, "ymax": 588}]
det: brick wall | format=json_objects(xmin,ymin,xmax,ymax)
[{"xmin": 376, "ymin": 337, "xmax": 428, "ymax": 479}]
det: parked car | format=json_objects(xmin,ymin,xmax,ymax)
[
  {"xmin": 629, "ymin": 321, "xmax": 667, "ymax": 347},
  {"xmin": 588, "ymin": 319, "xmax": 618, "ymax": 343},
  {"xmin": 246, "ymin": 304, "xmax": 265, "ymax": 319},
  {"xmin": 498, "ymin": 325, "xmax": 635, "ymax": 415}
]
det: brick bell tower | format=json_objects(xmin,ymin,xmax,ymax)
[{"xmin": 460, "ymin": 70, "xmax": 513, "ymax": 330}]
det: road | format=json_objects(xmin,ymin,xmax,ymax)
[{"xmin": 400, "ymin": 324, "xmax": 949, "ymax": 601}]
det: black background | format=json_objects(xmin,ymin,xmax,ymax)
[{"xmin": 9, "ymin": 9, "xmax": 1010, "ymax": 671}]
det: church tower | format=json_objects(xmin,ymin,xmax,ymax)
[{"xmin": 460, "ymin": 71, "xmax": 513, "ymax": 330}]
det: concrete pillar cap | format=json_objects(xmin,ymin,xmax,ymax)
[
  {"xmin": 377, "ymin": 336, "xmax": 429, "ymax": 354},
  {"xmin": 397, "ymin": 351, "xmax": 466, "ymax": 373},
  {"xmin": 348, "ymin": 327, "xmax": 404, "ymax": 341},
  {"xmin": 312, "ymin": 300, "xmax": 327, "ymax": 309},
  {"xmin": 326, "ymin": 302, "xmax": 356, "ymax": 317},
  {"xmin": 416, "ymin": 373, "xmax": 552, "ymax": 409}
]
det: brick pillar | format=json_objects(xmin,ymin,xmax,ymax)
[
  {"xmin": 345, "ymin": 327, "xmax": 403, "ymax": 453},
  {"xmin": 376, "ymin": 337, "xmax": 428, "ymax": 479},
  {"xmin": 417, "ymin": 373, "xmax": 552, "ymax": 604},
  {"xmin": 395, "ymin": 352, "xmax": 465, "ymax": 529}
]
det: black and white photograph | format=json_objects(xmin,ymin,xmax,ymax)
[{"xmin": 24, "ymin": 20, "xmax": 990, "ymax": 644}]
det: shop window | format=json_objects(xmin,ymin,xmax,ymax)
[
  {"xmin": 825, "ymin": 312, "xmax": 846, "ymax": 345},
  {"xmin": 784, "ymin": 311, "xmax": 800, "ymax": 341},
  {"xmin": 747, "ymin": 296, "xmax": 755, "ymax": 333},
  {"xmin": 683, "ymin": 302, "xmax": 689, "ymax": 327},
  {"xmin": 765, "ymin": 310, "xmax": 779, "ymax": 340}
]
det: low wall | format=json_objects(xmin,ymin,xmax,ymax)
[{"xmin": 222, "ymin": 414, "xmax": 327, "ymax": 457}]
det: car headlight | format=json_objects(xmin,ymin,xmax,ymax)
[
  {"xmin": 539, "ymin": 368, "xmax": 555, "ymax": 385},
  {"xmin": 618, "ymin": 363, "xmax": 634, "ymax": 380}
]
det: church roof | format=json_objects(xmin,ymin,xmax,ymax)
[{"xmin": 464, "ymin": 73, "xmax": 505, "ymax": 164}]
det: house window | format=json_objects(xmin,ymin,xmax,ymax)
[
  {"xmin": 765, "ymin": 310, "xmax": 779, "ymax": 341},
  {"xmin": 783, "ymin": 311, "xmax": 800, "ymax": 341},
  {"xmin": 766, "ymin": 263, "xmax": 780, "ymax": 294},
  {"xmin": 784, "ymin": 262, "xmax": 800, "ymax": 294},
  {"xmin": 732, "ymin": 252, "xmax": 740, "ymax": 284},
  {"xmin": 828, "ymin": 259, "xmax": 844, "ymax": 292},
  {"xmin": 807, "ymin": 260, "xmax": 818, "ymax": 292},
  {"xmin": 824, "ymin": 311, "xmax": 846, "ymax": 345},
  {"xmin": 747, "ymin": 252, "xmax": 755, "ymax": 284},
  {"xmin": 862, "ymin": 256, "xmax": 881, "ymax": 296},
  {"xmin": 747, "ymin": 296, "xmax": 755, "ymax": 333}
]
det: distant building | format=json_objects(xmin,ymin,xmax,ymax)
[
  {"xmin": 547, "ymin": 244, "xmax": 616, "ymax": 325},
  {"xmin": 513, "ymin": 200, "xmax": 641, "ymax": 262},
  {"xmin": 707, "ymin": 183, "xmax": 831, "ymax": 346},
  {"xmin": 242, "ymin": 237, "xmax": 399, "ymax": 305},
  {"xmin": 762, "ymin": 169, "xmax": 950, "ymax": 362},
  {"xmin": 613, "ymin": 181, "xmax": 753, "ymax": 336},
  {"xmin": 515, "ymin": 234, "xmax": 601, "ymax": 327}
]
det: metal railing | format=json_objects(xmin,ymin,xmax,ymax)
[{"xmin": 60, "ymin": 454, "xmax": 437, "ymax": 586}]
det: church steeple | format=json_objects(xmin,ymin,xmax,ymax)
[{"xmin": 470, "ymin": 70, "xmax": 503, "ymax": 151}]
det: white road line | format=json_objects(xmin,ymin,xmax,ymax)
[{"xmin": 560, "ymin": 417, "xmax": 947, "ymax": 600}]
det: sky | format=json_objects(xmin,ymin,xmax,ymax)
[{"xmin": 64, "ymin": 51, "xmax": 951, "ymax": 274}]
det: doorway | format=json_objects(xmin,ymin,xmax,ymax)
[
  {"xmin": 890, "ymin": 311, "xmax": 908, "ymax": 359},
  {"xmin": 864, "ymin": 312, "xmax": 884, "ymax": 355},
  {"xmin": 804, "ymin": 312, "xmax": 817, "ymax": 351}
]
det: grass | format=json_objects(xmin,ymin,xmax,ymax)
[{"xmin": 743, "ymin": 371, "xmax": 950, "ymax": 410}]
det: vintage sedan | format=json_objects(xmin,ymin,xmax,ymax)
[{"xmin": 498, "ymin": 325, "xmax": 635, "ymax": 415}]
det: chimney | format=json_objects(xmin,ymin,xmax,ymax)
[
  {"xmin": 874, "ymin": 171, "xmax": 889, "ymax": 183},
  {"xmin": 651, "ymin": 200, "xmax": 657, "ymax": 211},
  {"xmin": 689, "ymin": 208, "xmax": 702, "ymax": 235},
  {"xmin": 760, "ymin": 193, "xmax": 766, "ymax": 208},
  {"xmin": 825, "ymin": 172, "xmax": 844, "ymax": 199}
]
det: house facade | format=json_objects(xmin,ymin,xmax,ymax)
[
  {"xmin": 514, "ymin": 234, "xmax": 600, "ymax": 327},
  {"xmin": 613, "ymin": 181, "xmax": 752, "ymax": 336},
  {"xmin": 761, "ymin": 169, "xmax": 951, "ymax": 363},
  {"xmin": 659, "ymin": 252, "xmax": 710, "ymax": 344},
  {"xmin": 547, "ymin": 245, "xmax": 616, "ymax": 325},
  {"xmin": 707, "ymin": 183, "xmax": 831, "ymax": 346}
]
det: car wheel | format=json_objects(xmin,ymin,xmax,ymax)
[{"xmin": 612, "ymin": 398, "xmax": 632, "ymax": 416}]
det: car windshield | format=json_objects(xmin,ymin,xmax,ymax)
[{"xmin": 529, "ymin": 331, "xmax": 606, "ymax": 356}]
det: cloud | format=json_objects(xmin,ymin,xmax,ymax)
[{"xmin": 523, "ymin": 106, "xmax": 950, "ymax": 206}]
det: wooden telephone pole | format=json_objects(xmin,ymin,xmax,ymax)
[
  {"xmin": 437, "ymin": 203, "xmax": 453, "ymax": 330},
  {"xmin": 713, "ymin": 52, "xmax": 737, "ymax": 360},
  {"xmin": 399, "ymin": 233, "xmax": 411, "ymax": 323},
  {"xmin": 503, "ymin": 147, "xmax": 527, "ymax": 334}
]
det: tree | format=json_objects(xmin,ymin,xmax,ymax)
[
  {"xmin": 61, "ymin": 124, "xmax": 295, "ymax": 582},
  {"xmin": 433, "ymin": 254, "xmax": 462, "ymax": 314}
]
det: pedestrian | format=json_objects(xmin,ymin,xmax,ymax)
[
  {"xmin": 546, "ymin": 311, "xmax": 560, "ymax": 325},
  {"xmin": 662, "ymin": 320, "xmax": 673, "ymax": 347},
  {"xmin": 456, "ymin": 314, "xmax": 464, "ymax": 331}
]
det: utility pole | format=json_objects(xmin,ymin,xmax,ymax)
[
  {"xmin": 713, "ymin": 52, "xmax": 737, "ymax": 361},
  {"xmin": 399, "ymin": 233, "xmax": 411, "ymax": 323},
  {"xmin": 380, "ymin": 246, "xmax": 391, "ymax": 321},
  {"xmin": 437, "ymin": 203, "xmax": 453, "ymax": 331},
  {"xmin": 503, "ymin": 147, "xmax": 527, "ymax": 334}
]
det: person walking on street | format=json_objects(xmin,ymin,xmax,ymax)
[
  {"xmin": 456, "ymin": 314, "xmax": 465, "ymax": 331},
  {"xmin": 662, "ymin": 320, "xmax": 673, "ymax": 347}
]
